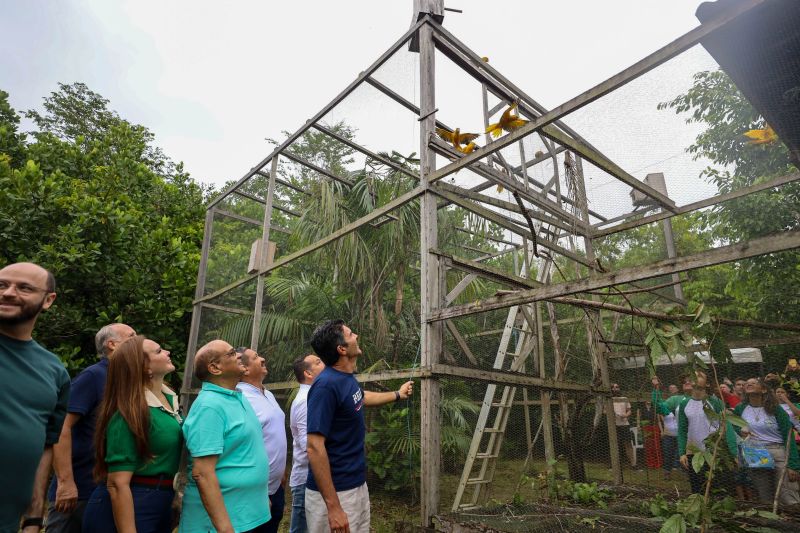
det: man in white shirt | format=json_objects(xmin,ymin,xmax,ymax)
[
  {"xmin": 611, "ymin": 383, "xmax": 634, "ymax": 468},
  {"xmin": 289, "ymin": 354, "xmax": 325, "ymax": 533},
  {"xmin": 237, "ymin": 347, "xmax": 289, "ymax": 533}
]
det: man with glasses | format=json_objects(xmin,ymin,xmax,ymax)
[
  {"xmin": 180, "ymin": 340, "xmax": 271, "ymax": 533},
  {"xmin": 0, "ymin": 262, "xmax": 70, "ymax": 533},
  {"xmin": 237, "ymin": 347, "xmax": 289, "ymax": 533},
  {"xmin": 46, "ymin": 322, "xmax": 136, "ymax": 533}
]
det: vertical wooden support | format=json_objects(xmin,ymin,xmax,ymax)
[
  {"xmin": 181, "ymin": 209, "xmax": 215, "ymax": 407},
  {"xmin": 661, "ymin": 217, "xmax": 684, "ymax": 301},
  {"xmin": 574, "ymin": 156, "xmax": 622, "ymax": 484},
  {"xmin": 250, "ymin": 156, "xmax": 278, "ymax": 350},
  {"xmin": 419, "ymin": 22, "xmax": 442, "ymax": 529}
]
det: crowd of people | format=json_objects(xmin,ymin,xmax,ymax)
[
  {"xmin": 612, "ymin": 367, "xmax": 800, "ymax": 506},
  {"xmin": 0, "ymin": 262, "xmax": 412, "ymax": 533}
]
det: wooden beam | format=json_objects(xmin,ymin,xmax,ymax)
[
  {"xmin": 594, "ymin": 172, "xmax": 800, "ymax": 238},
  {"xmin": 444, "ymin": 320, "xmax": 479, "ymax": 365},
  {"xmin": 418, "ymin": 22, "xmax": 441, "ymax": 530},
  {"xmin": 436, "ymin": 181, "xmax": 590, "ymax": 238},
  {"xmin": 281, "ymin": 150, "xmax": 354, "ymax": 187},
  {"xmin": 208, "ymin": 18, "xmax": 426, "ymax": 209},
  {"xmin": 423, "ymin": 1, "xmax": 766, "ymax": 186},
  {"xmin": 433, "ymin": 33, "xmax": 674, "ymax": 212},
  {"xmin": 255, "ymin": 170, "xmax": 312, "ymax": 196},
  {"xmin": 195, "ymin": 185, "xmax": 425, "ymax": 305},
  {"xmin": 430, "ymin": 364, "xmax": 607, "ymax": 393},
  {"xmin": 266, "ymin": 367, "xmax": 433, "ymax": 391},
  {"xmin": 430, "ymin": 137, "xmax": 590, "ymax": 230},
  {"xmin": 432, "ymin": 249, "xmax": 541, "ymax": 290},
  {"xmin": 559, "ymin": 297, "xmax": 800, "ymax": 334},
  {"xmin": 200, "ymin": 302, "xmax": 252, "ymax": 315},
  {"xmin": 539, "ymin": 125, "xmax": 676, "ymax": 212},
  {"xmin": 312, "ymin": 123, "xmax": 419, "ymax": 181},
  {"xmin": 431, "ymin": 186, "xmax": 595, "ymax": 267},
  {"xmin": 428, "ymin": 229, "xmax": 800, "ymax": 321}
]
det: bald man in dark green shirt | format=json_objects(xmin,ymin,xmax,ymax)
[{"xmin": 0, "ymin": 262, "xmax": 70, "ymax": 533}]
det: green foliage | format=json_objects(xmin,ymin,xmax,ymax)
[
  {"xmin": 366, "ymin": 407, "xmax": 419, "ymax": 493},
  {"xmin": 568, "ymin": 482, "xmax": 611, "ymax": 509},
  {"xmin": 0, "ymin": 84, "xmax": 208, "ymax": 374}
]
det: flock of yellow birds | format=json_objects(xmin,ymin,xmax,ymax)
[{"xmin": 435, "ymin": 102, "xmax": 529, "ymax": 155}]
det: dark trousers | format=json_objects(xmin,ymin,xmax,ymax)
[
  {"xmin": 261, "ymin": 485, "xmax": 285, "ymax": 533},
  {"xmin": 685, "ymin": 461, "xmax": 709, "ymax": 494},
  {"xmin": 46, "ymin": 499, "xmax": 88, "ymax": 533},
  {"xmin": 661, "ymin": 435, "xmax": 679, "ymax": 472},
  {"xmin": 82, "ymin": 482, "xmax": 174, "ymax": 533}
]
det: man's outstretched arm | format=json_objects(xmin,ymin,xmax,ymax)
[{"xmin": 364, "ymin": 380, "xmax": 413, "ymax": 407}]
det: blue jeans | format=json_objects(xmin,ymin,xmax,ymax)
[
  {"xmin": 289, "ymin": 484, "xmax": 307, "ymax": 533},
  {"xmin": 661, "ymin": 435, "xmax": 679, "ymax": 472},
  {"xmin": 46, "ymin": 499, "xmax": 88, "ymax": 533},
  {"xmin": 82, "ymin": 482, "xmax": 174, "ymax": 533}
]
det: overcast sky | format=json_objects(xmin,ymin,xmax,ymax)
[{"xmin": 1, "ymin": 0, "xmax": 720, "ymax": 213}]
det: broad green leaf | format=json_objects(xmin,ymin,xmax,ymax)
[
  {"xmin": 659, "ymin": 514, "xmax": 686, "ymax": 533},
  {"xmin": 692, "ymin": 452, "xmax": 706, "ymax": 473}
]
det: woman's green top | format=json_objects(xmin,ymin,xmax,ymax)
[{"xmin": 105, "ymin": 386, "xmax": 183, "ymax": 477}]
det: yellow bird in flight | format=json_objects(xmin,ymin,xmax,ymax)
[
  {"xmin": 436, "ymin": 127, "xmax": 480, "ymax": 154},
  {"xmin": 744, "ymin": 124, "xmax": 778, "ymax": 145},
  {"xmin": 486, "ymin": 102, "xmax": 529, "ymax": 138}
]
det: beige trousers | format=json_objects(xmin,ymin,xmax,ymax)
[
  {"xmin": 305, "ymin": 483, "xmax": 370, "ymax": 533},
  {"xmin": 749, "ymin": 442, "xmax": 800, "ymax": 507}
]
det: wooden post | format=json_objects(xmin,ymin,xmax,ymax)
[
  {"xmin": 250, "ymin": 156, "xmax": 278, "ymax": 350},
  {"xmin": 575, "ymin": 156, "xmax": 623, "ymax": 484},
  {"xmin": 181, "ymin": 209, "xmax": 214, "ymax": 407},
  {"xmin": 418, "ymin": 21, "xmax": 442, "ymax": 529}
]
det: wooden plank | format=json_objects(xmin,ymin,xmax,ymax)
[
  {"xmin": 539, "ymin": 125, "xmax": 676, "ymax": 211},
  {"xmin": 255, "ymin": 170, "xmax": 312, "ymax": 196},
  {"xmin": 428, "ymin": 229, "xmax": 800, "ymax": 321},
  {"xmin": 444, "ymin": 320, "xmax": 479, "ymax": 365},
  {"xmin": 423, "ymin": 1, "xmax": 767, "ymax": 186},
  {"xmin": 431, "ymin": 186, "xmax": 595, "ymax": 268},
  {"xmin": 265, "ymin": 367, "xmax": 433, "ymax": 391},
  {"xmin": 436, "ymin": 180, "xmax": 590, "ymax": 238},
  {"xmin": 418, "ymin": 23, "xmax": 441, "ymax": 530},
  {"xmin": 312, "ymin": 123, "xmax": 419, "ymax": 181},
  {"xmin": 430, "ymin": 137, "xmax": 590, "ymax": 231},
  {"xmin": 195, "ymin": 185, "xmax": 425, "ymax": 305},
  {"xmin": 200, "ymin": 302, "xmax": 252, "ymax": 315},
  {"xmin": 593, "ymin": 171, "xmax": 800, "ymax": 237},
  {"xmin": 432, "ymin": 249, "xmax": 541, "ymax": 290},
  {"xmin": 281, "ymin": 150, "xmax": 354, "ymax": 187},
  {"xmin": 430, "ymin": 364, "xmax": 606, "ymax": 393},
  {"xmin": 208, "ymin": 19, "xmax": 427, "ymax": 209},
  {"xmin": 250, "ymin": 155, "xmax": 278, "ymax": 351}
]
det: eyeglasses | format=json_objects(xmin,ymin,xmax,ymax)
[{"xmin": 0, "ymin": 281, "xmax": 51, "ymax": 295}]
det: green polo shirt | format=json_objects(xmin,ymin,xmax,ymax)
[
  {"xmin": 105, "ymin": 390, "xmax": 183, "ymax": 477},
  {"xmin": 180, "ymin": 381, "xmax": 270, "ymax": 533},
  {"xmin": 0, "ymin": 332, "xmax": 70, "ymax": 532}
]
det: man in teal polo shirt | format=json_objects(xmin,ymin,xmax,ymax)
[
  {"xmin": 0, "ymin": 262, "xmax": 70, "ymax": 533},
  {"xmin": 180, "ymin": 339, "xmax": 271, "ymax": 533}
]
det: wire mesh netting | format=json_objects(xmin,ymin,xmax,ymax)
[{"xmin": 186, "ymin": 2, "xmax": 800, "ymax": 531}]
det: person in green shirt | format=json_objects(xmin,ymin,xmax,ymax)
[
  {"xmin": 83, "ymin": 335, "xmax": 183, "ymax": 533},
  {"xmin": 0, "ymin": 262, "xmax": 69, "ymax": 533},
  {"xmin": 731, "ymin": 378, "xmax": 800, "ymax": 507}
]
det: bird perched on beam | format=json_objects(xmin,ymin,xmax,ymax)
[
  {"xmin": 486, "ymin": 102, "xmax": 529, "ymax": 138},
  {"xmin": 744, "ymin": 124, "xmax": 778, "ymax": 145},
  {"xmin": 436, "ymin": 127, "xmax": 480, "ymax": 154}
]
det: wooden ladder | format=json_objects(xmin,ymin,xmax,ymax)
[{"xmin": 451, "ymin": 250, "xmax": 550, "ymax": 511}]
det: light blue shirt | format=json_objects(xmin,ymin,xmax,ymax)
[
  {"xmin": 289, "ymin": 384, "xmax": 311, "ymax": 487},
  {"xmin": 237, "ymin": 381, "xmax": 287, "ymax": 494},
  {"xmin": 180, "ymin": 381, "xmax": 270, "ymax": 533}
]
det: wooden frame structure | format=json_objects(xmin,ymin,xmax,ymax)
[{"xmin": 182, "ymin": 0, "xmax": 800, "ymax": 528}]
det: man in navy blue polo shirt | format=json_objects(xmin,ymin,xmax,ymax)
[
  {"xmin": 305, "ymin": 320, "xmax": 413, "ymax": 533},
  {"xmin": 46, "ymin": 322, "xmax": 136, "ymax": 533}
]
